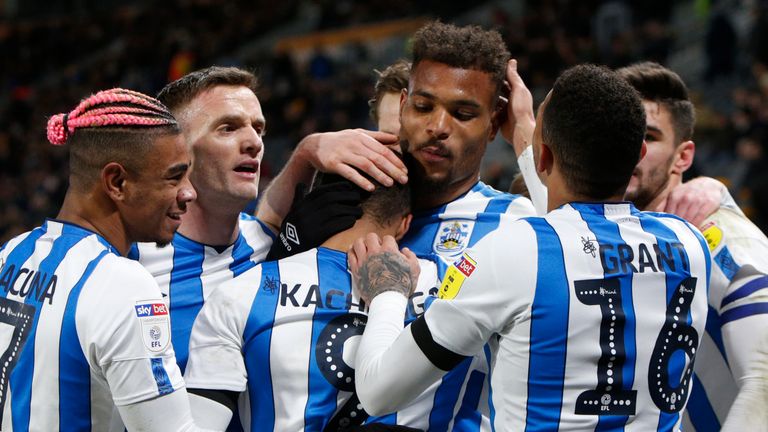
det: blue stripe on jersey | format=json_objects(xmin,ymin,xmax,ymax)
[
  {"xmin": 400, "ymin": 203, "xmax": 449, "ymax": 260},
  {"xmin": 713, "ymin": 247, "xmax": 740, "ymax": 281},
  {"xmin": 720, "ymin": 275, "xmax": 768, "ymax": 308},
  {"xmin": 230, "ymin": 233, "xmax": 257, "ymax": 278},
  {"xmin": 637, "ymin": 215, "xmax": 694, "ymax": 432},
  {"xmin": 243, "ymin": 261, "xmax": 281, "ymax": 430},
  {"xmin": 720, "ymin": 302, "xmax": 768, "ymax": 324},
  {"xmin": 484, "ymin": 344, "xmax": 496, "ymax": 432},
  {"xmin": 369, "ymin": 413, "xmax": 397, "ymax": 425},
  {"xmin": 523, "ymin": 217, "xmax": 570, "ymax": 432},
  {"xmin": 704, "ymin": 306, "xmax": 728, "ymax": 363},
  {"xmin": 12, "ymin": 223, "xmax": 88, "ymax": 431},
  {"xmin": 0, "ymin": 224, "xmax": 49, "ymax": 300},
  {"xmin": 168, "ymin": 236, "xmax": 205, "ymax": 374},
  {"xmin": 150, "ymin": 358, "xmax": 174, "ymax": 395},
  {"xmin": 686, "ymin": 376, "xmax": 720, "ymax": 432},
  {"xmin": 465, "ymin": 207, "xmax": 507, "ymax": 251},
  {"xmin": 577, "ymin": 204, "xmax": 638, "ymax": 432},
  {"xmin": 483, "ymin": 195, "xmax": 514, "ymax": 215},
  {"xmin": 304, "ymin": 249, "xmax": 352, "ymax": 430},
  {"xmin": 127, "ymin": 243, "xmax": 140, "ymax": 260},
  {"xmin": 59, "ymin": 249, "xmax": 110, "ymax": 431},
  {"xmin": 453, "ymin": 369, "xmax": 485, "ymax": 431},
  {"xmin": 428, "ymin": 357, "xmax": 472, "ymax": 430}
]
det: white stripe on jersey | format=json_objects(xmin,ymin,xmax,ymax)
[{"xmin": 270, "ymin": 250, "xmax": 320, "ymax": 431}]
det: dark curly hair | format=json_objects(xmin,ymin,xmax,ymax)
[
  {"xmin": 542, "ymin": 64, "xmax": 646, "ymax": 199},
  {"xmin": 411, "ymin": 21, "xmax": 510, "ymax": 95},
  {"xmin": 313, "ymin": 170, "xmax": 410, "ymax": 230},
  {"xmin": 617, "ymin": 62, "xmax": 695, "ymax": 144}
]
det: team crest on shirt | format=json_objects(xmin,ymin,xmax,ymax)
[
  {"xmin": 135, "ymin": 301, "xmax": 171, "ymax": 353},
  {"xmin": 434, "ymin": 220, "xmax": 474, "ymax": 257},
  {"xmin": 439, "ymin": 253, "xmax": 477, "ymax": 300},
  {"xmin": 701, "ymin": 221, "xmax": 723, "ymax": 252}
]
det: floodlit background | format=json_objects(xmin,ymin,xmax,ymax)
[{"xmin": 1, "ymin": 0, "xmax": 767, "ymax": 243}]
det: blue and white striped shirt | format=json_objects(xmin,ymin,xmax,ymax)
[
  {"xmin": 0, "ymin": 220, "xmax": 183, "ymax": 431},
  {"xmin": 184, "ymin": 247, "xmax": 438, "ymax": 431},
  {"xmin": 129, "ymin": 212, "xmax": 273, "ymax": 373},
  {"xmin": 682, "ymin": 207, "xmax": 768, "ymax": 431},
  {"xmin": 383, "ymin": 181, "xmax": 535, "ymax": 431},
  {"xmin": 421, "ymin": 202, "xmax": 710, "ymax": 431}
]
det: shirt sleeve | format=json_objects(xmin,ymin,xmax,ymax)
[
  {"xmin": 184, "ymin": 266, "xmax": 262, "ymax": 393},
  {"xmin": 118, "ymin": 388, "xmax": 219, "ymax": 432},
  {"xmin": 703, "ymin": 209, "xmax": 768, "ymax": 383},
  {"xmin": 423, "ymin": 220, "xmax": 537, "ymax": 356},
  {"xmin": 516, "ymin": 145, "xmax": 548, "ymax": 216},
  {"xmin": 355, "ymin": 220, "xmax": 536, "ymax": 414},
  {"xmin": 76, "ymin": 256, "xmax": 184, "ymax": 406}
]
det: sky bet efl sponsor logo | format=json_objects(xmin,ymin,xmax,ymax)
[{"xmin": 135, "ymin": 302, "xmax": 168, "ymax": 317}]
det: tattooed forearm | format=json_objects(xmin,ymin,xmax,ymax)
[{"xmin": 358, "ymin": 251, "xmax": 414, "ymax": 301}]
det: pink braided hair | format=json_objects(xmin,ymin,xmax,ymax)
[{"xmin": 46, "ymin": 88, "xmax": 177, "ymax": 146}]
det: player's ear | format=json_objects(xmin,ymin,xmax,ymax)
[
  {"xmin": 102, "ymin": 162, "xmax": 128, "ymax": 201},
  {"xmin": 399, "ymin": 88, "xmax": 407, "ymax": 115},
  {"xmin": 490, "ymin": 93, "xmax": 508, "ymax": 141},
  {"xmin": 394, "ymin": 213, "xmax": 412, "ymax": 241},
  {"xmin": 537, "ymin": 142, "xmax": 554, "ymax": 175},
  {"xmin": 671, "ymin": 140, "xmax": 695, "ymax": 175}
]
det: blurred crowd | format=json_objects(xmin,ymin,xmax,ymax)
[{"xmin": 2, "ymin": 0, "xmax": 768, "ymax": 243}]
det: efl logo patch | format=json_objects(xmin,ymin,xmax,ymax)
[
  {"xmin": 135, "ymin": 300, "xmax": 170, "ymax": 353},
  {"xmin": 433, "ymin": 220, "xmax": 474, "ymax": 257},
  {"xmin": 439, "ymin": 253, "xmax": 477, "ymax": 300},
  {"xmin": 701, "ymin": 222, "xmax": 723, "ymax": 252}
]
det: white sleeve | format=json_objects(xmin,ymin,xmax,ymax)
[
  {"xmin": 517, "ymin": 145, "xmax": 548, "ymax": 215},
  {"xmin": 118, "ymin": 389, "xmax": 220, "ymax": 432},
  {"xmin": 184, "ymin": 266, "xmax": 261, "ymax": 392},
  {"xmin": 354, "ymin": 292, "xmax": 446, "ymax": 416},
  {"xmin": 703, "ymin": 210, "xmax": 768, "ymax": 382},
  {"xmin": 701, "ymin": 210, "xmax": 768, "ymax": 427},
  {"xmin": 720, "ymin": 329, "xmax": 768, "ymax": 432},
  {"xmin": 355, "ymin": 222, "xmax": 535, "ymax": 414},
  {"xmin": 77, "ymin": 258, "xmax": 184, "ymax": 406},
  {"xmin": 188, "ymin": 393, "xmax": 234, "ymax": 431}
]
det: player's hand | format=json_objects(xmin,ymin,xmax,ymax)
[
  {"xmin": 499, "ymin": 59, "xmax": 536, "ymax": 157},
  {"xmin": 266, "ymin": 182, "xmax": 364, "ymax": 260},
  {"xmin": 659, "ymin": 176, "xmax": 726, "ymax": 228},
  {"xmin": 296, "ymin": 129, "xmax": 407, "ymax": 192},
  {"xmin": 349, "ymin": 233, "xmax": 420, "ymax": 304}
]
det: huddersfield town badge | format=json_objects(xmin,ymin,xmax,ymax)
[{"xmin": 433, "ymin": 220, "xmax": 473, "ymax": 257}]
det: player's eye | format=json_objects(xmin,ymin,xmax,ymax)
[
  {"xmin": 645, "ymin": 133, "xmax": 659, "ymax": 142},
  {"xmin": 218, "ymin": 124, "xmax": 237, "ymax": 133},
  {"xmin": 454, "ymin": 110, "xmax": 477, "ymax": 121}
]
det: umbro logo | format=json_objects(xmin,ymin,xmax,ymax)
[{"xmin": 286, "ymin": 222, "xmax": 300, "ymax": 245}]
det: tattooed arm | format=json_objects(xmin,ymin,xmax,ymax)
[
  {"xmin": 350, "ymin": 233, "xmax": 420, "ymax": 303},
  {"xmin": 348, "ymin": 234, "xmax": 446, "ymax": 415}
]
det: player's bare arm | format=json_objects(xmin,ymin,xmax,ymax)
[
  {"xmin": 349, "ymin": 233, "xmax": 420, "ymax": 303},
  {"xmin": 256, "ymin": 129, "xmax": 406, "ymax": 231}
]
